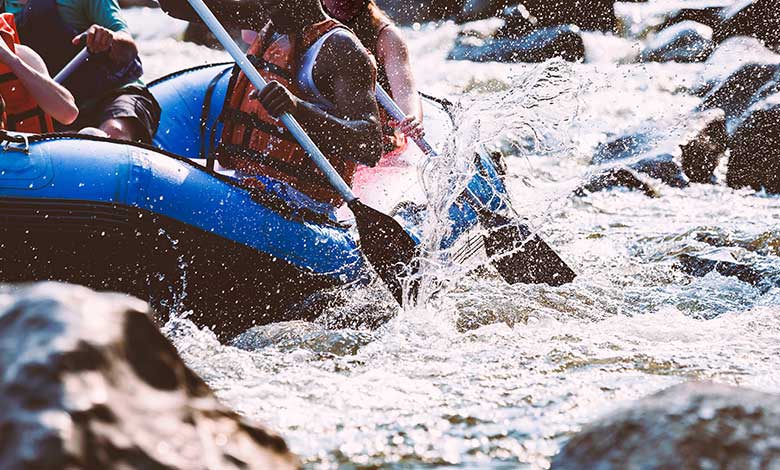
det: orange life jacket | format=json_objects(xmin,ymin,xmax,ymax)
[
  {"xmin": 217, "ymin": 19, "xmax": 359, "ymax": 205},
  {"xmin": 0, "ymin": 13, "xmax": 53, "ymax": 133}
]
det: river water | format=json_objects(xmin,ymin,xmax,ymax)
[{"xmin": 127, "ymin": 7, "xmax": 780, "ymax": 468}]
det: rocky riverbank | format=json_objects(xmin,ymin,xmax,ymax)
[{"xmin": 0, "ymin": 283, "xmax": 299, "ymax": 469}]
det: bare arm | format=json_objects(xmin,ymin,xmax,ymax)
[
  {"xmin": 256, "ymin": 33, "xmax": 383, "ymax": 166},
  {"xmin": 377, "ymin": 26, "xmax": 422, "ymax": 123},
  {"xmin": 158, "ymin": 0, "xmax": 269, "ymax": 30},
  {"xmin": 7, "ymin": 45, "xmax": 79, "ymax": 125}
]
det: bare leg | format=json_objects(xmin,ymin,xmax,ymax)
[{"xmin": 99, "ymin": 117, "xmax": 146, "ymax": 142}]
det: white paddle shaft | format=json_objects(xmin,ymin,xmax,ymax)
[{"xmin": 186, "ymin": 0, "xmax": 357, "ymax": 202}]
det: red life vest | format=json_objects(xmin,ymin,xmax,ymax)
[
  {"xmin": 217, "ymin": 19, "xmax": 359, "ymax": 205},
  {"xmin": 0, "ymin": 13, "xmax": 53, "ymax": 133}
]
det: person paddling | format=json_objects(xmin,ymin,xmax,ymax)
[
  {"xmin": 323, "ymin": 0, "xmax": 423, "ymax": 154},
  {"xmin": 160, "ymin": 0, "xmax": 383, "ymax": 207},
  {"xmin": 5, "ymin": 0, "xmax": 160, "ymax": 143},
  {"xmin": 0, "ymin": 12, "xmax": 77, "ymax": 131}
]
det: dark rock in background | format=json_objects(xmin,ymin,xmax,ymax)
[
  {"xmin": 459, "ymin": 0, "xmax": 618, "ymax": 31},
  {"xmin": 680, "ymin": 111, "xmax": 727, "ymax": 183},
  {"xmin": 583, "ymin": 109, "xmax": 726, "ymax": 194},
  {"xmin": 376, "ymin": 0, "xmax": 463, "ymax": 24},
  {"xmin": 553, "ymin": 382, "xmax": 780, "ymax": 469},
  {"xmin": 654, "ymin": 4, "xmax": 728, "ymax": 32},
  {"xmin": 183, "ymin": 22, "xmax": 246, "ymax": 50},
  {"xmin": 0, "ymin": 282, "xmax": 300, "ymax": 470},
  {"xmin": 449, "ymin": 25, "xmax": 585, "ymax": 63},
  {"xmin": 727, "ymin": 93, "xmax": 780, "ymax": 193},
  {"xmin": 639, "ymin": 21, "xmax": 715, "ymax": 63},
  {"xmin": 714, "ymin": 0, "xmax": 780, "ymax": 53},
  {"xmin": 698, "ymin": 62, "xmax": 780, "ymax": 129}
]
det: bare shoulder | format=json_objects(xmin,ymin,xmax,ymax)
[
  {"xmin": 15, "ymin": 45, "xmax": 49, "ymax": 75},
  {"xmin": 377, "ymin": 25, "xmax": 409, "ymax": 59}
]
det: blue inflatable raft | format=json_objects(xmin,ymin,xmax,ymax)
[{"xmin": 0, "ymin": 63, "xmax": 508, "ymax": 339}]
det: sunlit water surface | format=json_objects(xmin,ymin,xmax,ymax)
[{"xmin": 128, "ymin": 8, "xmax": 780, "ymax": 468}]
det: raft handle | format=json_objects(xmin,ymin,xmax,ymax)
[{"xmin": 1, "ymin": 131, "xmax": 30, "ymax": 155}]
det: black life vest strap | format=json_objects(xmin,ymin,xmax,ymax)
[
  {"xmin": 7, "ymin": 106, "xmax": 45, "ymax": 131},
  {"xmin": 246, "ymin": 54, "xmax": 293, "ymax": 82},
  {"xmin": 220, "ymin": 107, "xmax": 296, "ymax": 143}
]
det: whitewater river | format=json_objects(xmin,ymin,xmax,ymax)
[{"xmin": 127, "ymin": 7, "xmax": 780, "ymax": 468}]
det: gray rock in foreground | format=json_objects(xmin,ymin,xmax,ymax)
[
  {"xmin": 0, "ymin": 282, "xmax": 300, "ymax": 470},
  {"xmin": 552, "ymin": 382, "xmax": 780, "ymax": 470}
]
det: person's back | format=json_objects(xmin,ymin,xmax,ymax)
[
  {"xmin": 6, "ymin": 0, "xmax": 160, "ymax": 143},
  {"xmin": 159, "ymin": 0, "xmax": 383, "ymax": 206},
  {"xmin": 323, "ymin": 0, "xmax": 424, "ymax": 153},
  {"xmin": 0, "ymin": 12, "xmax": 77, "ymax": 132}
]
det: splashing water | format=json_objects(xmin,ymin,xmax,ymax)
[{"xmin": 128, "ymin": 9, "xmax": 780, "ymax": 469}]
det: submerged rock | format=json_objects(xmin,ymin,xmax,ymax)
[
  {"xmin": 727, "ymin": 93, "xmax": 780, "ymax": 193},
  {"xmin": 553, "ymin": 382, "xmax": 780, "ymax": 469},
  {"xmin": 0, "ymin": 282, "xmax": 300, "ymax": 470},
  {"xmin": 582, "ymin": 109, "xmax": 726, "ymax": 194},
  {"xmin": 639, "ymin": 21, "xmax": 715, "ymax": 63},
  {"xmin": 676, "ymin": 253, "xmax": 770, "ymax": 289},
  {"xmin": 449, "ymin": 25, "xmax": 585, "ymax": 63}
]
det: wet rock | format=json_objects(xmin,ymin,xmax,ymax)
[
  {"xmin": 231, "ymin": 321, "xmax": 375, "ymax": 356},
  {"xmin": 655, "ymin": 4, "xmax": 728, "ymax": 32},
  {"xmin": 461, "ymin": 0, "xmax": 618, "ymax": 31},
  {"xmin": 575, "ymin": 167, "xmax": 660, "ymax": 198},
  {"xmin": 639, "ymin": 21, "xmax": 715, "ymax": 63},
  {"xmin": 553, "ymin": 382, "xmax": 780, "ymax": 469},
  {"xmin": 448, "ymin": 25, "xmax": 585, "ymax": 63},
  {"xmin": 614, "ymin": 0, "xmax": 728, "ymax": 39},
  {"xmin": 586, "ymin": 109, "xmax": 726, "ymax": 191},
  {"xmin": 376, "ymin": 0, "xmax": 463, "ymax": 24},
  {"xmin": 680, "ymin": 110, "xmax": 727, "ymax": 183},
  {"xmin": 676, "ymin": 253, "xmax": 768, "ymax": 288},
  {"xmin": 0, "ymin": 282, "xmax": 300, "ymax": 470},
  {"xmin": 727, "ymin": 93, "xmax": 780, "ymax": 193},
  {"xmin": 714, "ymin": 0, "xmax": 780, "ymax": 53},
  {"xmin": 698, "ymin": 62, "xmax": 780, "ymax": 128}
]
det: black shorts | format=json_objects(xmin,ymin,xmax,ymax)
[{"xmin": 71, "ymin": 85, "xmax": 161, "ymax": 144}]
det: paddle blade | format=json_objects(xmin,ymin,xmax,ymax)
[
  {"xmin": 348, "ymin": 199, "xmax": 419, "ymax": 306},
  {"xmin": 481, "ymin": 211, "xmax": 576, "ymax": 287}
]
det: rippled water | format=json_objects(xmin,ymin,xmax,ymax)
[{"xmin": 127, "ymin": 8, "xmax": 780, "ymax": 468}]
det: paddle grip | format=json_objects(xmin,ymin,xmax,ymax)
[
  {"xmin": 54, "ymin": 48, "xmax": 89, "ymax": 84},
  {"xmin": 375, "ymin": 84, "xmax": 437, "ymax": 157},
  {"xmin": 186, "ymin": 0, "xmax": 357, "ymax": 202}
]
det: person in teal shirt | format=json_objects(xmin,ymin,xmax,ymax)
[{"xmin": 6, "ymin": 0, "xmax": 160, "ymax": 143}]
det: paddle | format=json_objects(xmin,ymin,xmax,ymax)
[
  {"xmin": 185, "ymin": 0, "xmax": 418, "ymax": 305},
  {"xmin": 375, "ymin": 85, "xmax": 576, "ymax": 286},
  {"xmin": 53, "ymin": 48, "xmax": 89, "ymax": 84}
]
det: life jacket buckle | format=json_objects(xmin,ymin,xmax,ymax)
[{"xmin": 2, "ymin": 132, "xmax": 30, "ymax": 154}]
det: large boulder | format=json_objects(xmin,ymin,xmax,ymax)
[
  {"xmin": 0, "ymin": 282, "xmax": 300, "ymax": 469},
  {"xmin": 553, "ymin": 382, "xmax": 780, "ymax": 469},
  {"xmin": 714, "ymin": 0, "xmax": 780, "ymax": 53},
  {"xmin": 376, "ymin": 0, "xmax": 463, "ymax": 24},
  {"xmin": 727, "ymin": 93, "xmax": 780, "ymax": 193}
]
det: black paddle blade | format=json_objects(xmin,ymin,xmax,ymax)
[
  {"xmin": 480, "ymin": 211, "xmax": 576, "ymax": 287},
  {"xmin": 348, "ymin": 199, "xmax": 419, "ymax": 306}
]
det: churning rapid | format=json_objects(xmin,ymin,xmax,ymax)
[{"xmin": 128, "ymin": 7, "xmax": 780, "ymax": 469}]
